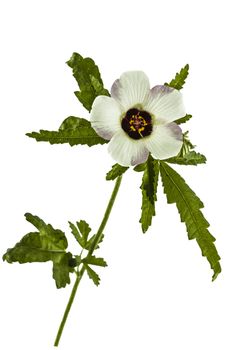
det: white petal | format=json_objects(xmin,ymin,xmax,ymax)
[
  {"xmin": 144, "ymin": 123, "xmax": 183, "ymax": 159},
  {"xmin": 108, "ymin": 130, "xmax": 149, "ymax": 166},
  {"xmin": 111, "ymin": 71, "xmax": 150, "ymax": 111},
  {"xmin": 144, "ymin": 85, "xmax": 185, "ymax": 124},
  {"xmin": 90, "ymin": 96, "xmax": 122, "ymax": 140}
]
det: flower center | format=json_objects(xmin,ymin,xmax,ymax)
[{"xmin": 121, "ymin": 108, "xmax": 153, "ymax": 140}]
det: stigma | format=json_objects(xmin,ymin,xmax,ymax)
[{"xmin": 121, "ymin": 108, "xmax": 153, "ymax": 140}]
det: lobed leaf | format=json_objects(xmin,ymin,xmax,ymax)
[
  {"xmin": 69, "ymin": 220, "xmax": 92, "ymax": 249},
  {"xmin": 139, "ymin": 156, "xmax": 159, "ymax": 233},
  {"xmin": 160, "ymin": 162, "xmax": 221, "ymax": 281},
  {"xmin": 83, "ymin": 263, "xmax": 100, "ymax": 286},
  {"xmin": 106, "ymin": 163, "xmax": 129, "ymax": 181},
  {"xmin": 67, "ymin": 52, "xmax": 110, "ymax": 111},
  {"xmin": 82, "ymin": 255, "xmax": 107, "ymax": 267},
  {"xmin": 3, "ymin": 213, "xmax": 72, "ymax": 288},
  {"xmin": 26, "ymin": 117, "xmax": 108, "ymax": 147},
  {"xmin": 166, "ymin": 151, "xmax": 207, "ymax": 166},
  {"xmin": 165, "ymin": 64, "xmax": 189, "ymax": 90}
]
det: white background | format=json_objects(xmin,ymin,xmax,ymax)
[{"xmin": 0, "ymin": 1, "xmax": 232, "ymax": 349}]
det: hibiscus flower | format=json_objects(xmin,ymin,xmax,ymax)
[{"xmin": 90, "ymin": 71, "xmax": 185, "ymax": 166}]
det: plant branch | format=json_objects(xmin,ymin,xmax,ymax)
[{"xmin": 54, "ymin": 175, "xmax": 123, "ymax": 346}]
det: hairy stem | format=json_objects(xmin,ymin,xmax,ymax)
[{"xmin": 54, "ymin": 175, "xmax": 123, "ymax": 346}]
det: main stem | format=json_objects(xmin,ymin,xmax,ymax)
[{"xmin": 54, "ymin": 175, "xmax": 123, "ymax": 347}]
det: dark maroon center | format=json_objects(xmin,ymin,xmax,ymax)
[{"xmin": 121, "ymin": 108, "xmax": 153, "ymax": 140}]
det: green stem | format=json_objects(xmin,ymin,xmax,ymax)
[{"xmin": 54, "ymin": 175, "xmax": 123, "ymax": 347}]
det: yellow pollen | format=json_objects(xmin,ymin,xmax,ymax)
[{"xmin": 129, "ymin": 115, "xmax": 147, "ymax": 125}]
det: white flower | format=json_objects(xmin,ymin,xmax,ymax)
[{"xmin": 90, "ymin": 71, "xmax": 185, "ymax": 167}]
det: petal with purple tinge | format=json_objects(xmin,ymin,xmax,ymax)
[
  {"xmin": 90, "ymin": 96, "xmax": 122, "ymax": 140},
  {"xmin": 108, "ymin": 130, "xmax": 149, "ymax": 166},
  {"xmin": 111, "ymin": 71, "xmax": 150, "ymax": 111},
  {"xmin": 144, "ymin": 123, "xmax": 183, "ymax": 160},
  {"xmin": 144, "ymin": 85, "xmax": 185, "ymax": 124}
]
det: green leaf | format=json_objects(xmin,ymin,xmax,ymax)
[
  {"xmin": 53, "ymin": 252, "xmax": 73, "ymax": 288},
  {"xmin": 183, "ymin": 131, "xmax": 195, "ymax": 149},
  {"xmin": 3, "ymin": 213, "xmax": 72, "ymax": 288},
  {"xmin": 67, "ymin": 52, "xmax": 110, "ymax": 111},
  {"xmin": 90, "ymin": 75, "xmax": 109, "ymax": 96},
  {"xmin": 69, "ymin": 222, "xmax": 82, "ymax": 246},
  {"xmin": 82, "ymin": 255, "xmax": 107, "ymax": 267},
  {"xmin": 26, "ymin": 117, "xmax": 108, "ymax": 147},
  {"xmin": 25, "ymin": 213, "xmax": 68, "ymax": 250},
  {"xmin": 83, "ymin": 263, "xmax": 100, "ymax": 286},
  {"xmin": 166, "ymin": 151, "xmax": 207, "ymax": 166},
  {"xmin": 175, "ymin": 114, "xmax": 192, "ymax": 125},
  {"xmin": 69, "ymin": 219, "xmax": 104, "ymax": 251},
  {"xmin": 3, "ymin": 232, "xmax": 55, "ymax": 263},
  {"xmin": 139, "ymin": 156, "xmax": 159, "ymax": 233},
  {"xmin": 106, "ymin": 163, "xmax": 129, "ymax": 180},
  {"xmin": 59, "ymin": 116, "xmax": 90, "ymax": 131},
  {"xmin": 133, "ymin": 162, "xmax": 147, "ymax": 172},
  {"xmin": 160, "ymin": 162, "xmax": 221, "ymax": 281},
  {"xmin": 69, "ymin": 220, "xmax": 92, "ymax": 249},
  {"xmin": 77, "ymin": 220, "xmax": 92, "ymax": 242},
  {"xmin": 165, "ymin": 64, "xmax": 189, "ymax": 90},
  {"xmin": 177, "ymin": 131, "xmax": 196, "ymax": 158}
]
